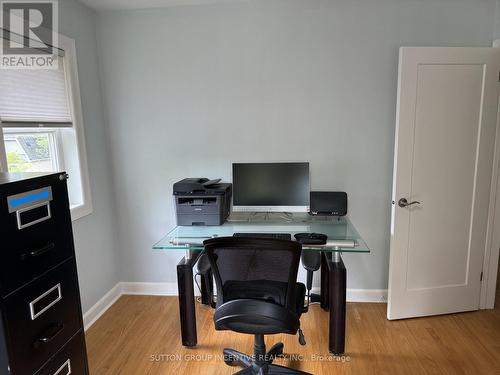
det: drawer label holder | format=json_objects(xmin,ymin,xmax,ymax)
[
  {"xmin": 7, "ymin": 187, "xmax": 53, "ymax": 230},
  {"xmin": 29, "ymin": 283, "xmax": 62, "ymax": 320},
  {"xmin": 53, "ymin": 359, "xmax": 72, "ymax": 375}
]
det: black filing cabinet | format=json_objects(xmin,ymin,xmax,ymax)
[{"xmin": 0, "ymin": 172, "xmax": 89, "ymax": 375}]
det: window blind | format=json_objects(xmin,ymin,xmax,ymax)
[{"xmin": 0, "ymin": 55, "xmax": 72, "ymax": 126}]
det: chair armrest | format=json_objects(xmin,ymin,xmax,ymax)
[{"xmin": 301, "ymin": 250, "xmax": 321, "ymax": 272}]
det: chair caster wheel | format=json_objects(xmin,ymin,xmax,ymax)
[
  {"xmin": 224, "ymin": 355, "xmax": 235, "ymax": 366},
  {"xmin": 298, "ymin": 329, "xmax": 306, "ymax": 346},
  {"xmin": 267, "ymin": 342, "xmax": 284, "ymax": 362}
]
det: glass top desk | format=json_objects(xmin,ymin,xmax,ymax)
[
  {"xmin": 154, "ymin": 214, "xmax": 369, "ymax": 253},
  {"xmin": 153, "ymin": 214, "xmax": 370, "ymax": 355}
]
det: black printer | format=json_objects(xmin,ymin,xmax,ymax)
[{"xmin": 173, "ymin": 178, "xmax": 232, "ymax": 226}]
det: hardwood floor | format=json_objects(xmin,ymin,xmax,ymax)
[{"xmin": 85, "ymin": 295, "xmax": 500, "ymax": 374}]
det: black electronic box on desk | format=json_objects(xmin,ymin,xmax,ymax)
[
  {"xmin": 173, "ymin": 178, "xmax": 232, "ymax": 226},
  {"xmin": 0, "ymin": 172, "xmax": 89, "ymax": 375}
]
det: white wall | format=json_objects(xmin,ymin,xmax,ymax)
[
  {"xmin": 96, "ymin": 0, "xmax": 496, "ymax": 292},
  {"xmin": 58, "ymin": 0, "xmax": 119, "ymax": 312},
  {"xmin": 494, "ymin": 0, "xmax": 500, "ymax": 40}
]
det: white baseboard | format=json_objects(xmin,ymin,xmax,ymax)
[
  {"xmin": 120, "ymin": 283, "xmax": 387, "ymax": 302},
  {"xmin": 121, "ymin": 281, "xmax": 179, "ymax": 296},
  {"xmin": 83, "ymin": 283, "xmax": 122, "ymax": 331},
  {"xmin": 83, "ymin": 282, "xmax": 387, "ymax": 331},
  {"xmin": 347, "ymin": 289, "xmax": 387, "ymax": 302},
  {"xmin": 311, "ymin": 287, "xmax": 387, "ymax": 303}
]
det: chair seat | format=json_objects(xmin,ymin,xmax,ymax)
[
  {"xmin": 223, "ymin": 280, "xmax": 306, "ymax": 316},
  {"xmin": 214, "ymin": 299, "xmax": 301, "ymax": 335}
]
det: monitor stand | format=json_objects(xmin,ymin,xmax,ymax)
[
  {"xmin": 262, "ymin": 212, "xmax": 294, "ymax": 222},
  {"xmin": 228, "ymin": 211, "xmax": 297, "ymax": 222}
]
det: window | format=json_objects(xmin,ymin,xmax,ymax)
[
  {"xmin": 0, "ymin": 34, "xmax": 92, "ymax": 220},
  {"xmin": 4, "ymin": 131, "xmax": 59, "ymax": 172}
]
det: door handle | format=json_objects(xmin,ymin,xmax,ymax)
[{"xmin": 398, "ymin": 198, "xmax": 420, "ymax": 208}]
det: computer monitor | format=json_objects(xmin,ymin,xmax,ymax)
[{"xmin": 232, "ymin": 162, "xmax": 310, "ymax": 212}]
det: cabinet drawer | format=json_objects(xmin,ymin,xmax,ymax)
[
  {"xmin": 3, "ymin": 260, "xmax": 82, "ymax": 375},
  {"xmin": 35, "ymin": 331, "xmax": 88, "ymax": 375},
  {"xmin": 0, "ymin": 178, "xmax": 74, "ymax": 295}
]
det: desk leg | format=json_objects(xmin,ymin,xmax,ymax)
[
  {"xmin": 327, "ymin": 254, "xmax": 347, "ymax": 355},
  {"xmin": 320, "ymin": 252, "xmax": 331, "ymax": 310},
  {"xmin": 177, "ymin": 252, "xmax": 201, "ymax": 347}
]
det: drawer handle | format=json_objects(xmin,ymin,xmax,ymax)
[
  {"xmin": 29, "ymin": 283, "xmax": 62, "ymax": 320},
  {"xmin": 53, "ymin": 359, "xmax": 72, "ymax": 375},
  {"xmin": 21, "ymin": 242, "xmax": 56, "ymax": 261},
  {"xmin": 35, "ymin": 322, "xmax": 64, "ymax": 348}
]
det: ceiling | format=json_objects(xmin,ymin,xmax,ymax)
[{"xmin": 78, "ymin": 0, "xmax": 249, "ymax": 12}]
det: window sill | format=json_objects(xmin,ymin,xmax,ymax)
[{"xmin": 70, "ymin": 202, "xmax": 93, "ymax": 221}]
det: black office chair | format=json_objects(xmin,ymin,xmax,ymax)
[{"xmin": 203, "ymin": 237, "xmax": 311, "ymax": 375}]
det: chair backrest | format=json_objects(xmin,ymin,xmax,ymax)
[{"xmin": 203, "ymin": 237, "xmax": 302, "ymax": 311}]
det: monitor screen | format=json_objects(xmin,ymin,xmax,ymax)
[{"xmin": 232, "ymin": 162, "xmax": 310, "ymax": 212}]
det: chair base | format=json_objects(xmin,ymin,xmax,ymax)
[
  {"xmin": 223, "ymin": 335, "xmax": 311, "ymax": 375},
  {"xmin": 233, "ymin": 364, "xmax": 311, "ymax": 374}
]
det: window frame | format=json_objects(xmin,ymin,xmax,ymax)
[{"xmin": 0, "ymin": 33, "xmax": 93, "ymax": 221}]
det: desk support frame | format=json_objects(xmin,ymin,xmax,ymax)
[
  {"xmin": 177, "ymin": 249, "xmax": 347, "ymax": 354},
  {"xmin": 321, "ymin": 250, "xmax": 347, "ymax": 355},
  {"xmin": 177, "ymin": 250, "xmax": 202, "ymax": 347}
]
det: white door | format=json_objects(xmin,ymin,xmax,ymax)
[{"xmin": 388, "ymin": 47, "xmax": 500, "ymax": 320}]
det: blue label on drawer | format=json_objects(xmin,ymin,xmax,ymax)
[{"xmin": 7, "ymin": 187, "xmax": 53, "ymax": 213}]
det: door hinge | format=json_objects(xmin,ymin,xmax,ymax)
[{"xmin": 480, "ymin": 271, "xmax": 483, "ymax": 281}]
